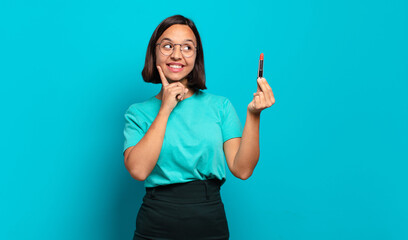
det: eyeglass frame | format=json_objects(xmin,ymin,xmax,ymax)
[{"xmin": 155, "ymin": 39, "xmax": 197, "ymax": 58}]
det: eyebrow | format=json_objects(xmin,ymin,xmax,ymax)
[{"xmin": 161, "ymin": 37, "xmax": 195, "ymax": 44}]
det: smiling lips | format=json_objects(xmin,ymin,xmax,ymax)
[{"xmin": 167, "ymin": 63, "xmax": 184, "ymax": 73}]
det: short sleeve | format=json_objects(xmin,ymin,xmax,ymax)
[
  {"xmin": 221, "ymin": 98, "xmax": 243, "ymax": 142},
  {"xmin": 123, "ymin": 106, "xmax": 145, "ymax": 155}
]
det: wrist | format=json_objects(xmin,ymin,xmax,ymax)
[
  {"xmin": 158, "ymin": 107, "xmax": 172, "ymax": 118},
  {"xmin": 247, "ymin": 108, "xmax": 261, "ymax": 119}
]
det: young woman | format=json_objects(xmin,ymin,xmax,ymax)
[{"xmin": 123, "ymin": 15, "xmax": 275, "ymax": 240}]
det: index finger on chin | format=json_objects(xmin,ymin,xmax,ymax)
[{"xmin": 157, "ymin": 66, "xmax": 169, "ymax": 86}]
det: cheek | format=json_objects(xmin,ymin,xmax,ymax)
[
  {"xmin": 155, "ymin": 51, "xmax": 165, "ymax": 65},
  {"xmin": 188, "ymin": 58, "xmax": 196, "ymax": 69}
]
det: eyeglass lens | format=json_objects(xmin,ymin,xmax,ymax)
[{"xmin": 159, "ymin": 41, "xmax": 195, "ymax": 57}]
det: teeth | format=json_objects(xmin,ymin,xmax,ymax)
[{"xmin": 169, "ymin": 65, "xmax": 182, "ymax": 69}]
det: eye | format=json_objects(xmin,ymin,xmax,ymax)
[
  {"xmin": 182, "ymin": 44, "xmax": 193, "ymax": 51},
  {"xmin": 163, "ymin": 43, "xmax": 173, "ymax": 49}
]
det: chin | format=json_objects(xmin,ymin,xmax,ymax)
[{"xmin": 166, "ymin": 74, "xmax": 189, "ymax": 82}]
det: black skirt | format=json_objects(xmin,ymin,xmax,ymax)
[{"xmin": 133, "ymin": 179, "xmax": 229, "ymax": 240}]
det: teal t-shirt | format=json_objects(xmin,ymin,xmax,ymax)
[{"xmin": 123, "ymin": 90, "xmax": 243, "ymax": 187}]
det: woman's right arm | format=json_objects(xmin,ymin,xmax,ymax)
[
  {"xmin": 124, "ymin": 109, "xmax": 170, "ymax": 181},
  {"xmin": 124, "ymin": 66, "xmax": 188, "ymax": 181}
]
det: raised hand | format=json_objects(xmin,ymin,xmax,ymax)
[
  {"xmin": 248, "ymin": 77, "xmax": 275, "ymax": 115},
  {"xmin": 157, "ymin": 66, "xmax": 189, "ymax": 113}
]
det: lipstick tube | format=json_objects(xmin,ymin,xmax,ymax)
[{"xmin": 258, "ymin": 53, "xmax": 264, "ymax": 78}]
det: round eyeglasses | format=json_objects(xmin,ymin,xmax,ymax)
[{"xmin": 156, "ymin": 40, "xmax": 197, "ymax": 58}]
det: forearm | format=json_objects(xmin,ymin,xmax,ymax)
[
  {"xmin": 125, "ymin": 109, "xmax": 170, "ymax": 180},
  {"xmin": 233, "ymin": 110, "xmax": 260, "ymax": 179}
]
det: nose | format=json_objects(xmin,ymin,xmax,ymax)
[{"xmin": 170, "ymin": 44, "xmax": 182, "ymax": 60}]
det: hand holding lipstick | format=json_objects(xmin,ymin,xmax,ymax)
[{"xmin": 247, "ymin": 53, "xmax": 275, "ymax": 115}]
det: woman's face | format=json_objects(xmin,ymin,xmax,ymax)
[{"xmin": 155, "ymin": 24, "xmax": 197, "ymax": 83}]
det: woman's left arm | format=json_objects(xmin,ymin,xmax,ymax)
[{"xmin": 224, "ymin": 77, "xmax": 275, "ymax": 180}]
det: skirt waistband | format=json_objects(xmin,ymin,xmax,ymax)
[{"xmin": 145, "ymin": 179, "xmax": 222, "ymax": 204}]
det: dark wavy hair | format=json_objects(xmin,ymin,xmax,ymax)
[{"xmin": 141, "ymin": 15, "xmax": 206, "ymax": 90}]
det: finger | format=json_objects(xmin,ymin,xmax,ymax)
[
  {"xmin": 258, "ymin": 78, "xmax": 268, "ymax": 92},
  {"xmin": 171, "ymin": 87, "xmax": 185, "ymax": 101},
  {"xmin": 259, "ymin": 92, "xmax": 265, "ymax": 108},
  {"xmin": 263, "ymin": 79, "xmax": 275, "ymax": 106},
  {"xmin": 163, "ymin": 84, "xmax": 179, "ymax": 96},
  {"xmin": 263, "ymin": 78, "xmax": 273, "ymax": 99},
  {"xmin": 269, "ymin": 85, "xmax": 275, "ymax": 102},
  {"xmin": 267, "ymin": 86, "xmax": 275, "ymax": 106},
  {"xmin": 170, "ymin": 86, "xmax": 184, "ymax": 95},
  {"xmin": 257, "ymin": 78, "xmax": 261, "ymax": 92},
  {"xmin": 259, "ymin": 90, "xmax": 273, "ymax": 108},
  {"xmin": 175, "ymin": 86, "xmax": 189, "ymax": 101},
  {"xmin": 181, "ymin": 88, "xmax": 189, "ymax": 100},
  {"xmin": 255, "ymin": 94, "xmax": 260, "ymax": 109},
  {"xmin": 176, "ymin": 94, "xmax": 182, "ymax": 101},
  {"xmin": 157, "ymin": 66, "xmax": 169, "ymax": 86},
  {"xmin": 166, "ymin": 82, "xmax": 186, "ymax": 92},
  {"xmin": 165, "ymin": 82, "xmax": 184, "ymax": 90},
  {"xmin": 176, "ymin": 90, "xmax": 187, "ymax": 101},
  {"xmin": 250, "ymin": 99, "xmax": 256, "ymax": 110},
  {"xmin": 258, "ymin": 78, "xmax": 273, "ymax": 102}
]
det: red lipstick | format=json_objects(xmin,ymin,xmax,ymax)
[{"xmin": 258, "ymin": 53, "xmax": 264, "ymax": 78}]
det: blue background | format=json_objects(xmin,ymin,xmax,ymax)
[{"xmin": 1, "ymin": 0, "xmax": 407, "ymax": 239}]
